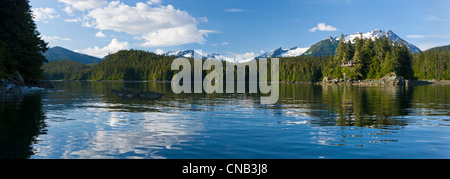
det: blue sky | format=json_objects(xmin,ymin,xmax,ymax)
[{"xmin": 30, "ymin": 0, "xmax": 450, "ymax": 58}]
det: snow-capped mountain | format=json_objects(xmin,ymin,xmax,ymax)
[
  {"xmin": 303, "ymin": 29, "xmax": 421, "ymax": 57},
  {"xmin": 206, "ymin": 53, "xmax": 226, "ymax": 60},
  {"xmin": 162, "ymin": 50, "xmax": 255, "ymax": 63},
  {"xmin": 206, "ymin": 52, "xmax": 256, "ymax": 63},
  {"xmin": 256, "ymin": 46, "xmax": 310, "ymax": 59},
  {"xmin": 338, "ymin": 29, "xmax": 421, "ymax": 53},
  {"xmin": 161, "ymin": 29, "xmax": 421, "ymax": 62},
  {"xmin": 162, "ymin": 50, "xmax": 203, "ymax": 59}
]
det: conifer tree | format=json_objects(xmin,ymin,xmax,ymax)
[
  {"xmin": 327, "ymin": 34, "xmax": 347, "ymax": 78},
  {"xmin": 381, "ymin": 49, "xmax": 394, "ymax": 76},
  {"xmin": 352, "ymin": 35, "xmax": 365, "ymax": 79},
  {"xmin": 0, "ymin": 0, "xmax": 49, "ymax": 82}
]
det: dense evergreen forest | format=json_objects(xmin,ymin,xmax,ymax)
[
  {"xmin": 44, "ymin": 50, "xmax": 176, "ymax": 81},
  {"xmin": 425, "ymin": 44, "xmax": 450, "ymax": 53},
  {"xmin": 43, "ymin": 36, "xmax": 449, "ymax": 82},
  {"xmin": 279, "ymin": 56, "xmax": 330, "ymax": 82},
  {"xmin": 89, "ymin": 50, "xmax": 175, "ymax": 81},
  {"xmin": 413, "ymin": 48, "xmax": 450, "ymax": 80},
  {"xmin": 0, "ymin": 0, "xmax": 48, "ymax": 83},
  {"xmin": 43, "ymin": 50, "xmax": 331, "ymax": 82},
  {"xmin": 324, "ymin": 34, "xmax": 414, "ymax": 80},
  {"xmin": 42, "ymin": 60, "xmax": 93, "ymax": 80}
]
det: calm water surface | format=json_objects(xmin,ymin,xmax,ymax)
[{"xmin": 1, "ymin": 81, "xmax": 449, "ymax": 159}]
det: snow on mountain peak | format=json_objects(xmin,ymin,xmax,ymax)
[
  {"xmin": 337, "ymin": 29, "xmax": 421, "ymax": 53},
  {"xmin": 161, "ymin": 29, "xmax": 420, "ymax": 62},
  {"xmin": 256, "ymin": 46, "xmax": 310, "ymax": 59}
]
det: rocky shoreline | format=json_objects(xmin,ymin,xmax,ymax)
[
  {"xmin": 0, "ymin": 71, "xmax": 55, "ymax": 98},
  {"xmin": 0, "ymin": 80, "xmax": 55, "ymax": 97},
  {"xmin": 111, "ymin": 88, "xmax": 165, "ymax": 100},
  {"xmin": 320, "ymin": 73, "xmax": 440, "ymax": 86}
]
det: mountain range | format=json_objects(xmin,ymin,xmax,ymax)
[
  {"xmin": 162, "ymin": 29, "xmax": 421, "ymax": 61},
  {"xmin": 258, "ymin": 29, "xmax": 421, "ymax": 58},
  {"xmin": 44, "ymin": 46, "xmax": 102, "ymax": 64},
  {"xmin": 44, "ymin": 29, "xmax": 422, "ymax": 64}
]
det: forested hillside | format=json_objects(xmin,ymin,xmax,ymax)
[
  {"xmin": 280, "ymin": 56, "xmax": 330, "ymax": 82},
  {"xmin": 42, "ymin": 60, "xmax": 93, "ymax": 80},
  {"xmin": 425, "ymin": 45, "xmax": 450, "ymax": 53},
  {"xmin": 413, "ymin": 47, "xmax": 450, "ymax": 80},
  {"xmin": 89, "ymin": 50, "xmax": 176, "ymax": 81},
  {"xmin": 44, "ymin": 46, "xmax": 102, "ymax": 64},
  {"xmin": 43, "ymin": 50, "xmax": 331, "ymax": 82},
  {"xmin": 302, "ymin": 38, "xmax": 339, "ymax": 57}
]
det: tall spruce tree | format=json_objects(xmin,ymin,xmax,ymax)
[
  {"xmin": 0, "ymin": 0, "xmax": 49, "ymax": 82},
  {"xmin": 352, "ymin": 34, "xmax": 365, "ymax": 79},
  {"xmin": 362, "ymin": 38, "xmax": 375, "ymax": 78},
  {"xmin": 327, "ymin": 34, "xmax": 347, "ymax": 78}
]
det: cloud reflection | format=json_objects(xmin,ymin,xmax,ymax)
[{"xmin": 34, "ymin": 101, "xmax": 204, "ymax": 159}]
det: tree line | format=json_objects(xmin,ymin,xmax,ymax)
[
  {"xmin": 412, "ymin": 47, "xmax": 450, "ymax": 80},
  {"xmin": 43, "ymin": 37, "xmax": 449, "ymax": 82},
  {"xmin": 43, "ymin": 50, "xmax": 331, "ymax": 82},
  {"xmin": 42, "ymin": 60, "xmax": 93, "ymax": 80},
  {"xmin": 88, "ymin": 49, "xmax": 175, "ymax": 81}
]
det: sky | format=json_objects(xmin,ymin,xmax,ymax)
[{"xmin": 30, "ymin": 0, "xmax": 450, "ymax": 59}]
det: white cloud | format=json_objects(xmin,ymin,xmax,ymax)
[
  {"xmin": 155, "ymin": 49, "xmax": 165, "ymax": 55},
  {"xmin": 64, "ymin": 18, "xmax": 81, "ymax": 22},
  {"xmin": 234, "ymin": 52, "xmax": 259, "ymax": 60},
  {"xmin": 197, "ymin": 17, "xmax": 208, "ymax": 23},
  {"xmin": 225, "ymin": 8, "xmax": 245, "ymax": 12},
  {"xmin": 32, "ymin": 8, "xmax": 60, "ymax": 23},
  {"xmin": 63, "ymin": 6, "xmax": 74, "ymax": 16},
  {"xmin": 95, "ymin": 31, "xmax": 106, "ymax": 38},
  {"xmin": 83, "ymin": 1, "xmax": 214, "ymax": 47},
  {"xmin": 141, "ymin": 25, "xmax": 213, "ymax": 47},
  {"xmin": 423, "ymin": 15, "xmax": 446, "ymax": 22},
  {"xmin": 84, "ymin": 2, "xmax": 194, "ymax": 34},
  {"xmin": 218, "ymin": 51, "xmax": 259, "ymax": 63},
  {"xmin": 41, "ymin": 36, "xmax": 71, "ymax": 42},
  {"xmin": 77, "ymin": 38, "xmax": 130, "ymax": 58},
  {"xmin": 309, "ymin": 22, "xmax": 338, "ymax": 32},
  {"xmin": 406, "ymin": 35, "xmax": 427, "ymax": 39},
  {"xmin": 147, "ymin": 0, "xmax": 162, "ymax": 5},
  {"xmin": 222, "ymin": 41, "xmax": 229, "ymax": 46},
  {"xmin": 58, "ymin": 0, "xmax": 107, "ymax": 12}
]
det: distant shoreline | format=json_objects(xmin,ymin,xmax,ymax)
[
  {"xmin": 49, "ymin": 80, "xmax": 172, "ymax": 83},
  {"xmin": 317, "ymin": 80, "xmax": 450, "ymax": 86},
  {"xmin": 47, "ymin": 79, "xmax": 450, "ymax": 86}
]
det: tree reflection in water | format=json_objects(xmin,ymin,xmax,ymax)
[{"xmin": 0, "ymin": 93, "xmax": 47, "ymax": 159}]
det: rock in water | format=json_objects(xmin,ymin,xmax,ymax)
[
  {"xmin": 138, "ymin": 91, "xmax": 165, "ymax": 100},
  {"xmin": 111, "ymin": 88, "xmax": 164, "ymax": 100},
  {"xmin": 380, "ymin": 73, "xmax": 405, "ymax": 86}
]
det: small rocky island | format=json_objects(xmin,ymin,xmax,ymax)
[
  {"xmin": 111, "ymin": 88, "xmax": 164, "ymax": 100},
  {"xmin": 322, "ymin": 73, "xmax": 411, "ymax": 86}
]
